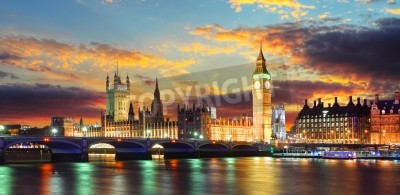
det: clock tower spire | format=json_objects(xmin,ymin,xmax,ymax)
[{"xmin": 252, "ymin": 42, "xmax": 272, "ymax": 143}]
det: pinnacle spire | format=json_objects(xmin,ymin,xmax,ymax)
[
  {"xmin": 257, "ymin": 41, "xmax": 265, "ymax": 61},
  {"xmin": 116, "ymin": 61, "xmax": 119, "ymax": 76},
  {"xmin": 155, "ymin": 77, "xmax": 159, "ymax": 91}
]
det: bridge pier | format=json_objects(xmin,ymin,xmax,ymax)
[{"xmin": 0, "ymin": 138, "xmax": 5, "ymax": 165}]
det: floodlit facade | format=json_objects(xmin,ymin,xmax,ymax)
[
  {"xmin": 252, "ymin": 44, "xmax": 273, "ymax": 143},
  {"xmin": 75, "ymin": 68, "xmax": 178, "ymax": 138},
  {"xmin": 370, "ymin": 92, "xmax": 400, "ymax": 144},
  {"xmin": 295, "ymin": 96, "xmax": 371, "ymax": 144},
  {"xmin": 272, "ymin": 104, "xmax": 286, "ymax": 141}
]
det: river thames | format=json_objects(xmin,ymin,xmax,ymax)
[{"xmin": 1, "ymin": 155, "xmax": 399, "ymax": 194}]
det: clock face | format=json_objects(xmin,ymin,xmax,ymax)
[
  {"xmin": 265, "ymin": 81, "xmax": 270, "ymax": 89},
  {"xmin": 253, "ymin": 81, "xmax": 260, "ymax": 89}
]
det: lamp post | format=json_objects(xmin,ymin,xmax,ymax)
[
  {"xmin": 364, "ymin": 130, "xmax": 368, "ymax": 144},
  {"xmin": 194, "ymin": 131, "xmax": 198, "ymax": 140},
  {"xmin": 52, "ymin": 128, "xmax": 57, "ymax": 137},
  {"xmin": 164, "ymin": 133, "xmax": 168, "ymax": 139},
  {"xmin": 0, "ymin": 125, "xmax": 4, "ymax": 132},
  {"xmin": 82, "ymin": 126, "xmax": 88, "ymax": 137},
  {"xmin": 199, "ymin": 135, "xmax": 203, "ymax": 140},
  {"xmin": 147, "ymin": 129, "xmax": 151, "ymax": 138}
]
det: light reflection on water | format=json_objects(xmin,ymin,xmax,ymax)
[
  {"xmin": 0, "ymin": 166, "xmax": 13, "ymax": 195},
  {"xmin": 3, "ymin": 156, "xmax": 400, "ymax": 194}
]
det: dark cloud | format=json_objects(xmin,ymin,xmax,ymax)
[
  {"xmin": 0, "ymin": 71, "xmax": 18, "ymax": 79},
  {"xmin": 0, "ymin": 84, "xmax": 105, "ymax": 122},
  {"xmin": 0, "ymin": 52, "xmax": 21, "ymax": 60},
  {"xmin": 134, "ymin": 74, "xmax": 154, "ymax": 86},
  {"xmin": 273, "ymin": 80, "xmax": 356, "ymax": 104},
  {"xmin": 303, "ymin": 17, "xmax": 400, "ymax": 81}
]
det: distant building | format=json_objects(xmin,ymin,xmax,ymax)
[
  {"xmin": 272, "ymin": 104, "xmax": 286, "ymax": 141},
  {"xmin": 370, "ymin": 92, "xmax": 400, "ymax": 144},
  {"xmin": 0, "ymin": 124, "xmax": 21, "ymax": 136},
  {"xmin": 295, "ymin": 96, "xmax": 371, "ymax": 144},
  {"xmin": 51, "ymin": 117, "xmax": 74, "ymax": 136}
]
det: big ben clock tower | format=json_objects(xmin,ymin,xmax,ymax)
[{"xmin": 252, "ymin": 43, "xmax": 272, "ymax": 143}]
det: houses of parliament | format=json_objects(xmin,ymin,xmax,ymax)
[{"xmin": 73, "ymin": 46, "xmax": 284, "ymax": 143}]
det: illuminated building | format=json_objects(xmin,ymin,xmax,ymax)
[
  {"xmin": 252, "ymin": 43, "xmax": 272, "ymax": 142},
  {"xmin": 272, "ymin": 104, "xmax": 286, "ymax": 141},
  {"xmin": 177, "ymin": 104, "xmax": 253, "ymax": 141},
  {"xmin": 295, "ymin": 96, "xmax": 371, "ymax": 144},
  {"xmin": 209, "ymin": 116, "xmax": 253, "ymax": 142},
  {"xmin": 177, "ymin": 46, "xmax": 274, "ymax": 142},
  {"xmin": 51, "ymin": 116, "xmax": 74, "ymax": 136},
  {"xmin": 105, "ymin": 66, "xmax": 131, "ymax": 122},
  {"xmin": 177, "ymin": 104, "xmax": 212, "ymax": 139},
  {"xmin": 370, "ymin": 92, "xmax": 400, "ymax": 144},
  {"xmin": 98, "ymin": 69, "xmax": 178, "ymax": 138}
]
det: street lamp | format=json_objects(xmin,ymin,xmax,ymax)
[
  {"xmin": 199, "ymin": 135, "xmax": 203, "ymax": 139},
  {"xmin": 52, "ymin": 128, "xmax": 57, "ymax": 137},
  {"xmin": 146, "ymin": 129, "xmax": 151, "ymax": 138},
  {"xmin": 194, "ymin": 131, "xmax": 198, "ymax": 139},
  {"xmin": 82, "ymin": 126, "xmax": 88, "ymax": 137},
  {"xmin": 0, "ymin": 125, "xmax": 5, "ymax": 132},
  {"xmin": 164, "ymin": 133, "xmax": 168, "ymax": 139}
]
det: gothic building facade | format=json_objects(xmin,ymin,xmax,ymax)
[
  {"xmin": 76, "ymin": 68, "xmax": 178, "ymax": 138},
  {"xmin": 177, "ymin": 104, "xmax": 253, "ymax": 142},
  {"xmin": 272, "ymin": 105, "xmax": 286, "ymax": 140},
  {"xmin": 102, "ymin": 72, "xmax": 178, "ymax": 138},
  {"xmin": 177, "ymin": 45, "xmax": 274, "ymax": 143},
  {"xmin": 252, "ymin": 44, "xmax": 273, "ymax": 142}
]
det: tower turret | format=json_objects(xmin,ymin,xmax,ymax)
[
  {"xmin": 126, "ymin": 74, "xmax": 130, "ymax": 92},
  {"xmin": 151, "ymin": 78, "xmax": 164, "ymax": 122},
  {"xmin": 254, "ymin": 42, "xmax": 269, "ymax": 74},
  {"xmin": 128, "ymin": 102, "xmax": 134, "ymax": 122},
  {"xmin": 106, "ymin": 74, "xmax": 109, "ymax": 91},
  {"xmin": 252, "ymin": 41, "xmax": 272, "ymax": 143}
]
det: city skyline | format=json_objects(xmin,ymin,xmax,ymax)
[{"xmin": 0, "ymin": 0, "xmax": 399, "ymax": 128}]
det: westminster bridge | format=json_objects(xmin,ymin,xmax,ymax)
[{"xmin": 0, "ymin": 137, "xmax": 270, "ymax": 164}]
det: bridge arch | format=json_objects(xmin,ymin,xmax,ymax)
[
  {"xmin": 155, "ymin": 140, "xmax": 194, "ymax": 152},
  {"xmin": 231, "ymin": 144, "xmax": 257, "ymax": 151},
  {"xmin": 197, "ymin": 143, "xmax": 229, "ymax": 152},
  {"xmin": 88, "ymin": 139, "xmax": 147, "ymax": 153},
  {"xmin": 5, "ymin": 138, "xmax": 82, "ymax": 154}
]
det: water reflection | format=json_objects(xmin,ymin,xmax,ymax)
[
  {"xmin": 0, "ymin": 166, "xmax": 13, "ymax": 195},
  {"xmin": 73, "ymin": 163, "xmax": 93, "ymax": 195},
  {"xmin": 2, "ymin": 158, "xmax": 400, "ymax": 194}
]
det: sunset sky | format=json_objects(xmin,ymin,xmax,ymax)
[{"xmin": 0, "ymin": 0, "xmax": 399, "ymax": 128}]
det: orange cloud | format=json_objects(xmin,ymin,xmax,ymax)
[
  {"xmin": 189, "ymin": 23, "xmax": 305, "ymax": 57},
  {"xmin": 318, "ymin": 12, "xmax": 330, "ymax": 19},
  {"xmin": 179, "ymin": 42, "xmax": 237, "ymax": 56},
  {"xmin": 385, "ymin": 8, "xmax": 400, "ymax": 15},
  {"xmin": 0, "ymin": 36, "xmax": 196, "ymax": 80},
  {"xmin": 228, "ymin": 0, "xmax": 315, "ymax": 18}
]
